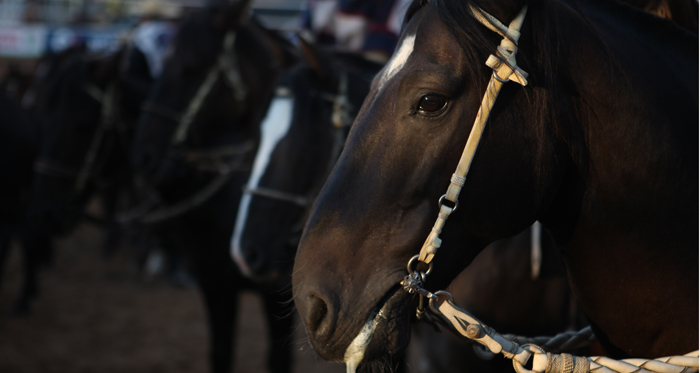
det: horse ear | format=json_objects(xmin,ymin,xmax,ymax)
[
  {"xmin": 215, "ymin": 0, "xmax": 254, "ymax": 30},
  {"xmin": 297, "ymin": 32, "xmax": 328, "ymax": 79}
]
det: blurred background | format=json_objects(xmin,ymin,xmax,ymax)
[
  {"xmin": 0, "ymin": 1, "xmax": 421, "ymax": 372},
  {"xmin": 0, "ymin": 0, "xmax": 308, "ymax": 76}
]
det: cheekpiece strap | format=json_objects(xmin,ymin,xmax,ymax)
[{"xmin": 417, "ymin": 5, "xmax": 529, "ymax": 264}]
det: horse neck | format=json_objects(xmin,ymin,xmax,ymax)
[{"xmin": 547, "ymin": 0, "xmax": 698, "ymax": 262}]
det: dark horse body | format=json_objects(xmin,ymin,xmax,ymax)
[
  {"xmin": 131, "ymin": 1, "xmax": 298, "ymax": 372},
  {"xmin": 292, "ymin": 0, "xmax": 697, "ymax": 368},
  {"xmin": 0, "ymin": 85, "xmax": 38, "ymax": 297},
  {"xmin": 3, "ymin": 44, "xmax": 151, "ymax": 314}
]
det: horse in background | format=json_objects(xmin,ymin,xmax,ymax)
[
  {"xmin": 130, "ymin": 0, "xmax": 299, "ymax": 371},
  {"xmin": 0, "ymin": 79, "xmax": 39, "ymax": 305},
  {"xmin": 230, "ymin": 38, "xmax": 384, "ymax": 281},
  {"xmin": 0, "ymin": 46, "xmax": 87, "ymax": 314},
  {"xmin": 3, "ymin": 44, "xmax": 153, "ymax": 315},
  {"xmin": 292, "ymin": 0, "xmax": 697, "ymax": 369}
]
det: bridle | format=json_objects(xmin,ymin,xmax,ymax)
[
  {"xmin": 122, "ymin": 29, "xmax": 255, "ymax": 225},
  {"xmin": 392, "ymin": 6, "xmax": 700, "ymax": 373},
  {"xmin": 399, "ymin": 1, "xmax": 536, "ymax": 365},
  {"xmin": 402, "ymin": 5, "xmax": 529, "ymax": 293},
  {"xmin": 242, "ymin": 71, "xmax": 353, "ymax": 215},
  {"xmin": 140, "ymin": 30, "xmax": 248, "ymax": 147},
  {"xmin": 33, "ymin": 81, "xmax": 123, "ymax": 194}
]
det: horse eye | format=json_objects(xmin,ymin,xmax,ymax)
[{"xmin": 418, "ymin": 95, "xmax": 447, "ymax": 113}]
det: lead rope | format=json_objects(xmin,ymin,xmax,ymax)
[{"xmin": 400, "ymin": 5, "xmax": 699, "ymax": 373}]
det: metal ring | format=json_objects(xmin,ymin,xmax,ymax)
[
  {"xmin": 428, "ymin": 290, "xmax": 455, "ymax": 315},
  {"xmin": 492, "ymin": 70, "xmax": 510, "ymax": 83},
  {"xmin": 406, "ymin": 254, "xmax": 434, "ymax": 276},
  {"xmin": 438, "ymin": 195, "xmax": 459, "ymax": 213}
]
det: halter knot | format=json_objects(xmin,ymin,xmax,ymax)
[{"xmin": 483, "ymin": 6, "xmax": 529, "ymax": 86}]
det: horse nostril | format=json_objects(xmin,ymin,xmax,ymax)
[{"xmin": 307, "ymin": 293, "xmax": 329, "ymax": 335}]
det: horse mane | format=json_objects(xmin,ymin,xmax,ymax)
[{"xmin": 402, "ymin": 0, "xmax": 697, "ymax": 184}]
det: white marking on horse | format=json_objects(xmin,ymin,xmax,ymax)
[
  {"xmin": 230, "ymin": 96, "xmax": 294, "ymax": 276},
  {"xmin": 376, "ymin": 32, "xmax": 416, "ymax": 91},
  {"xmin": 343, "ymin": 300, "xmax": 392, "ymax": 373},
  {"xmin": 344, "ymin": 309, "xmax": 379, "ymax": 373}
]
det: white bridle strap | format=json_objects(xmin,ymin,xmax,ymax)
[{"xmin": 418, "ymin": 6, "xmax": 529, "ymax": 264}]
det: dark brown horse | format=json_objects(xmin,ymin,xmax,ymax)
[{"xmin": 292, "ymin": 0, "xmax": 697, "ymax": 370}]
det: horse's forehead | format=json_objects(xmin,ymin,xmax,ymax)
[{"xmin": 375, "ymin": 7, "xmax": 461, "ymax": 92}]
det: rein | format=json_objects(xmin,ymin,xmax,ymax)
[
  {"xmin": 33, "ymin": 81, "xmax": 121, "ymax": 194},
  {"xmin": 399, "ymin": 6, "xmax": 699, "ymax": 373}
]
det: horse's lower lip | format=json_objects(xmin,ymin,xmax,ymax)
[{"xmin": 344, "ymin": 283, "xmax": 410, "ymax": 368}]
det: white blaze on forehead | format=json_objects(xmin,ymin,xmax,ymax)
[
  {"xmin": 377, "ymin": 32, "xmax": 416, "ymax": 91},
  {"xmin": 230, "ymin": 96, "xmax": 294, "ymax": 276}
]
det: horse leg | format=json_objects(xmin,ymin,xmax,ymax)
[
  {"xmin": 261, "ymin": 290, "xmax": 295, "ymax": 373},
  {"xmin": 14, "ymin": 222, "xmax": 46, "ymax": 315},
  {"xmin": 99, "ymin": 185, "xmax": 121, "ymax": 259},
  {"xmin": 0, "ymin": 225, "xmax": 12, "ymax": 289},
  {"xmin": 188, "ymin": 239, "xmax": 239, "ymax": 373}
]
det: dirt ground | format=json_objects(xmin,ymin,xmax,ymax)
[
  {"xmin": 0, "ymin": 221, "xmax": 350, "ymax": 373},
  {"xmin": 0, "ymin": 220, "xmax": 433, "ymax": 373}
]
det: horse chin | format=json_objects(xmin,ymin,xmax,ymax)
[{"xmin": 343, "ymin": 285, "xmax": 412, "ymax": 369}]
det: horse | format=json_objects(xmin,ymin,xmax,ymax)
[
  {"xmin": 130, "ymin": 1, "xmax": 299, "ymax": 372},
  {"xmin": 291, "ymin": 0, "xmax": 697, "ymax": 370},
  {"xmin": 229, "ymin": 38, "xmax": 383, "ymax": 281},
  {"xmin": 6, "ymin": 43, "xmax": 152, "ymax": 314},
  {"xmin": 229, "ymin": 39, "xmax": 582, "ymax": 373},
  {"xmin": 0, "ymin": 45, "xmax": 89, "ymax": 313}
]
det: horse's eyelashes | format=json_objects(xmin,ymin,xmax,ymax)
[{"xmin": 418, "ymin": 94, "xmax": 447, "ymax": 114}]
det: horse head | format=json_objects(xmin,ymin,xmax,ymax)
[
  {"xmin": 131, "ymin": 0, "xmax": 298, "ymax": 190},
  {"xmin": 293, "ymin": 0, "xmax": 697, "ymax": 367},
  {"xmin": 230, "ymin": 38, "xmax": 382, "ymax": 282}
]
